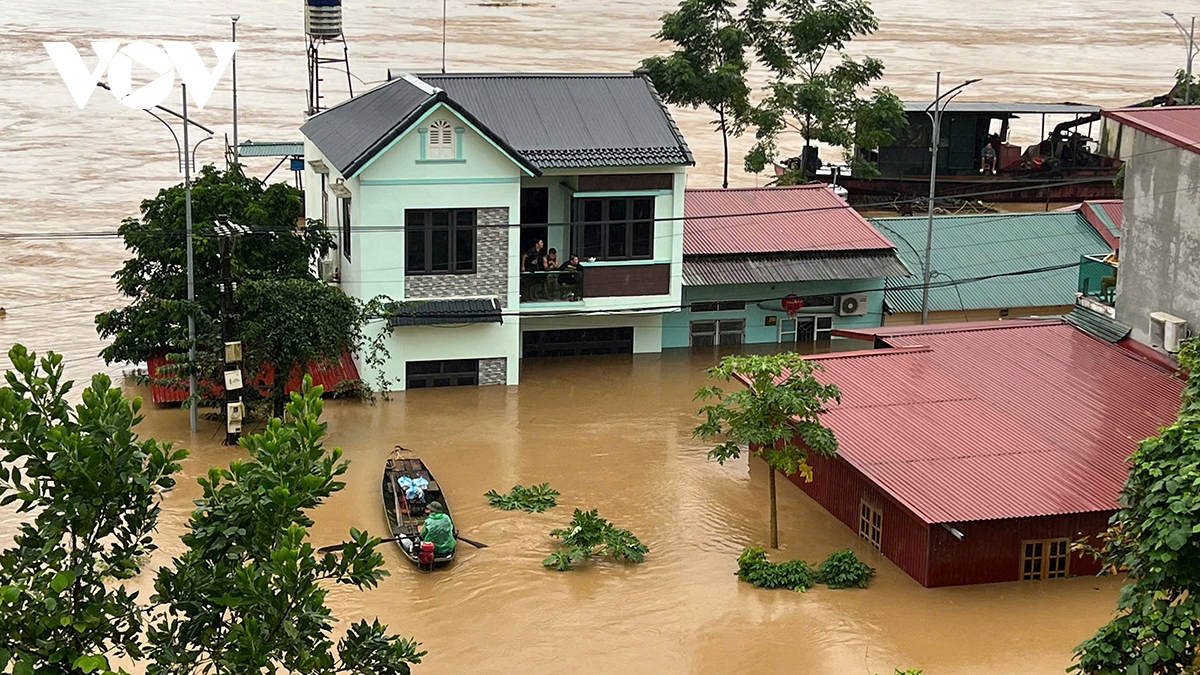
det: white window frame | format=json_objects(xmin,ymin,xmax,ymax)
[{"xmin": 427, "ymin": 119, "xmax": 455, "ymax": 159}]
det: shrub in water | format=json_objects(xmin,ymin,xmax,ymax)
[
  {"xmin": 485, "ymin": 483, "xmax": 560, "ymax": 512},
  {"xmin": 817, "ymin": 548, "xmax": 876, "ymax": 589},
  {"xmin": 737, "ymin": 547, "xmax": 816, "ymax": 592},
  {"xmin": 542, "ymin": 508, "xmax": 648, "ymax": 571}
]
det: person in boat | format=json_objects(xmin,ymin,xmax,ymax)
[
  {"xmin": 980, "ymin": 142, "xmax": 998, "ymax": 175},
  {"xmin": 419, "ymin": 501, "xmax": 456, "ymax": 556}
]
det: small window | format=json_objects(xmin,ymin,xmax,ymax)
[
  {"xmin": 1021, "ymin": 538, "xmax": 1070, "ymax": 580},
  {"xmin": 406, "ymin": 359, "xmax": 479, "ymax": 388},
  {"xmin": 405, "ymin": 209, "xmax": 476, "ymax": 275},
  {"xmin": 340, "ymin": 197, "xmax": 351, "ymax": 262},
  {"xmin": 690, "ymin": 320, "xmax": 743, "ymax": 347},
  {"xmin": 427, "ymin": 120, "xmax": 455, "ymax": 159},
  {"xmin": 859, "ymin": 501, "xmax": 882, "ymax": 550}
]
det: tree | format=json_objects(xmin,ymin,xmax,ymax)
[
  {"xmin": 147, "ymin": 377, "xmax": 424, "ymax": 674},
  {"xmin": 694, "ymin": 353, "xmax": 841, "ymax": 549},
  {"xmin": 95, "ymin": 166, "xmax": 334, "ymax": 366},
  {"xmin": 235, "ymin": 279, "xmax": 368, "ymax": 418},
  {"xmin": 1071, "ymin": 339, "xmax": 1200, "ymax": 675},
  {"xmin": 641, "ymin": 0, "xmax": 753, "ymax": 188},
  {"xmin": 739, "ymin": 0, "xmax": 905, "ymax": 181},
  {"xmin": 0, "ymin": 345, "xmax": 187, "ymax": 674}
]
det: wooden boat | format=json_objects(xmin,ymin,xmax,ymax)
[{"xmin": 382, "ymin": 447, "xmax": 455, "ymax": 567}]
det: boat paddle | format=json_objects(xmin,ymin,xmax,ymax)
[
  {"xmin": 317, "ymin": 534, "xmax": 488, "ymax": 553},
  {"xmin": 455, "ymin": 534, "xmax": 488, "ymax": 549}
]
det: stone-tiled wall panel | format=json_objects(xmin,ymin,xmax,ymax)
[
  {"xmin": 478, "ymin": 357, "xmax": 507, "ymax": 386},
  {"xmin": 404, "ymin": 207, "xmax": 509, "ymax": 307}
]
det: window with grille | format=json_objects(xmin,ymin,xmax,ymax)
[
  {"xmin": 427, "ymin": 120, "xmax": 455, "ymax": 159},
  {"xmin": 859, "ymin": 501, "xmax": 882, "ymax": 550},
  {"xmin": 1021, "ymin": 538, "xmax": 1070, "ymax": 580},
  {"xmin": 689, "ymin": 319, "xmax": 744, "ymax": 347},
  {"xmin": 406, "ymin": 359, "xmax": 478, "ymax": 388},
  {"xmin": 573, "ymin": 197, "xmax": 654, "ymax": 261},
  {"xmin": 405, "ymin": 209, "xmax": 476, "ymax": 275}
]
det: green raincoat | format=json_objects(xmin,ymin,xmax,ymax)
[{"xmin": 421, "ymin": 512, "xmax": 456, "ymax": 554}]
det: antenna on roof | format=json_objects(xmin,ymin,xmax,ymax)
[{"xmin": 441, "ymin": 0, "xmax": 447, "ymax": 74}]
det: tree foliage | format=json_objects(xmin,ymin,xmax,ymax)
[
  {"xmin": 485, "ymin": 483, "xmax": 560, "ymax": 513},
  {"xmin": 817, "ymin": 548, "xmax": 875, "ymax": 589},
  {"xmin": 641, "ymin": 0, "xmax": 752, "ymax": 188},
  {"xmin": 739, "ymin": 0, "xmax": 905, "ymax": 179},
  {"xmin": 96, "ymin": 166, "xmax": 333, "ymax": 366},
  {"xmin": 1071, "ymin": 338, "xmax": 1200, "ymax": 675},
  {"xmin": 147, "ymin": 377, "xmax": 424, "ymax": 674},
  {"xmin": 542, "ymin": 509, "xmax": 648, "ymax": 571},
  {"xmin": 694, "ymin": 353, "xmax": 841, "ymax": 548},
  {"xmin": 737, "ymin": 547, "xmax": 816, "ymax": 591},
  {"xmin": 0, "ymin": 345, "xmax": 186, "ymax": 675}
]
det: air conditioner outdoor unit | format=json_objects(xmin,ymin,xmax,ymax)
[
  {"xmin": 1149, "ymin": 311, "xmax": 1188, "ymax": 353},
  {"xmin": 837, "ymin": 293, "xmax": 869, "ymax": 317},
  {"xmin": 319, "ymin": 259, "xmax": 338, "ymax": 282}
]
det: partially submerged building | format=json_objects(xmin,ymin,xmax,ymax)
[
  {"xmin": 780, "ymin": 320, "xmax": 1182, "ymax": 587},
  {"xmin": 665, "ymin": 186, "xmax": 909, "ymax": 349}
]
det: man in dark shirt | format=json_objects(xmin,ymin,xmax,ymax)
[
  {"xmin": 558, "ymin": 253, "xmax": 582, "ymax": 300},
  {"xmin": 521, "ymin": 239, "xmax": 545, "ymax": 273}
]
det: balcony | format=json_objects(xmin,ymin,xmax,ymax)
[
  {"xmin": 1077, "ymin": 253, "xmax": 1118, "ymax": 316},
  {"xmin": 519, "ymin": 262, "xmax": 672, "ymax": 304},
  {"xmin": 520, "ymin": 269, "xmax": 585, "ymax": 303}
]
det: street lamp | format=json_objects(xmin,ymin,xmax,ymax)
[
  {"xmin": 231, "ymin": 14, "xmax": 240, "ymax": 162},
  {"xmin": 1163, "ymin": 11, "xmax": 1197, "ymax": 105},
  {"xmin": 919, "ymin": 72, "xmax": 981, "ymax": 325}
]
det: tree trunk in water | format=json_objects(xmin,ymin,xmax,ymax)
[
  {"xmin": 273, "ymin": 389, "xmax": 286, "ymax": 419},
  {"xmin": 719, "ymin": 106, "xmax": 730, "ymax": 189},
  {"xmin": 768, "ymin": 468, "xmax": 778, "ymax": 549}
]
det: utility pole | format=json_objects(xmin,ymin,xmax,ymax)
[
  {"xmin": 231, "ymin": 14, "xmax": 240, "ymax": 162},
  {"xmin": 920, "ymin": 73, "xmax": 981, "ymax": 324},
  {"xmin": 183, "ymin": 83, "xmax": 198, "ymax": 433},
  {"xmin": 216, "ymin": 218, "xmax": 249, "ymax": 445},
  {"xmin": 1163, "ymin": 11, "xmax": 1196, "ymax": 105}
]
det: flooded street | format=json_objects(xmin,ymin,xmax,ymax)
[
  {"xmin": 0, "ymin": 0, "xmax": 1167, "ymax": 671},
  {"xmin": 122, "ymin": 349, "xmax": 1124, "ymax": 675}
]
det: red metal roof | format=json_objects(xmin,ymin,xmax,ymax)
[
  {"xmin": 145, "ymin": 350, "xmax": 361, "ymax": 405},
  {"xmin": 797, "ymin": 321, "xmax": 1184, "ymax": 523},
  {"xmin": 1061, "ymin": 200, "xmax": 1122, "ymax": 248},
  {"xmin": 1102, "ymin": 106, "xmax": 1200, "ymax": 155},
  {"xmin": 683, "ymin": 185, "xmax": 895, "ymax": 256}
]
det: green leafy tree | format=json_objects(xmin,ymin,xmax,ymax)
[
  {"xmin": 235, "ymin": 279, "xmax": 368, "ymax": 417},
  {"xmin": 147, "ymin": 377, "xmax": 424, "ymax": 674},
  {"xmin": 695, "ymin": 353, "xmax": 841, "ymax": 548},
  {"xmin": 740, "ymin": 0, "xmax": 905, "ymax": 180},
  {"xmin": 641, "ymin": 0, "xmax": 753, "ymax": 188},
  {"xmin": 1071, "ymin": 339, "xmax": 1200, "ymax": 675},
  {"xmin": 485, "ymin": 483, "xmax": 560, "ymax": 512},
  {"xmin": 0, "ymin": 345, "xmax": 186, "ymax": 675},
  {"xmin": 95, "ymin": 165, "xmax": 334, "ymax": 366},
  {"xmin": 542, "ymin": 509, "xmax": 648, "ymax": 571}
]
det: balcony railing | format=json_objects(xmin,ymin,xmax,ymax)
[
  {"xmin": 1078, "ymin": 254, "xmax": 1118, "ymax": 306},
  {"xmin": 520, "ymin": 269, "xmax": 584, "ymax": 303}
]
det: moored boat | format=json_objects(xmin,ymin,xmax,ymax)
[{"xmin": 382, "ymin": 446, "xmax": 455, "ymax": 568}]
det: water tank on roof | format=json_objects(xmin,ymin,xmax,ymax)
[{"xmin": 305, "ymin": 0, "xmax": 343, "ymax": 38}]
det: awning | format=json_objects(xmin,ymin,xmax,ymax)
[
  {"xmin": 1063, "ymin": 305, "xmax": 1131, "ymax": 343},
  {"xmin": 682, "ymin": 252, "xmax": 911, "ymax": 286},
  {"xmin": 387, "ymin": 298, "xmax": 503, "ymax": 327},
  {"xmin": 237, "ymin": 141, "xmax": 305, "ymax": 157}
]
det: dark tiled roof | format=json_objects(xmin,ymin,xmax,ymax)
[
  {"xmin": 682, "ymin": 251, "xmax": 910, "ymax": 286},
  {"xmin": 1064, "ymin": 306, "xmax": 1131, "ymax": 343},
  {"xmin": 387, "ymin": 298, "xmax": 502, "ymax": 327},
  {"xmin": 301, "ymin": 73, "xmax": 693, "ymax": 176}
]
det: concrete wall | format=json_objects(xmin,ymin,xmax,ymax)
[
  {"xmin": 1113, "ymin": 129, "xmax": 1200, "ymax": 345},
  {"xmin": 663, "ymin": 280, "xmax": 884, "ymax": 348}
]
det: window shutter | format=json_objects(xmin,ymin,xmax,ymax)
[{"xmin": 428, "ymin": 120, "xmax": 454, "ymax": 159}]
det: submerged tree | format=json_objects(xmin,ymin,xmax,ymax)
[
  {"xmin": 1071, "ymin": 340, "xmax": 1200, "ymax": 675},
  {"xmin": 147, "ymin": 378, "xmax": 424, "ymax": 674},
  {"xmin": 0, "ymin": 345, "xmax": 187, "ymax": 674},
  {"xmin": 740, "ymin": 0, "xmax": 905, "ymax": 181},
  {"xmin": 641, "ymin": 0, "xmax": 753, "ymax": 188},
  {"xmin": 694, "ymin": 353, "xmax": 841, "ymax": 549}
]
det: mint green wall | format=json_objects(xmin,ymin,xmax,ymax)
[{"xmin": 663, "ymin": 280, "xmax": 885, "ymax": 348}]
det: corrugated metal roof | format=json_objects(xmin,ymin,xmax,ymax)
[
  {"xmin": 872, "ymin": 212, "xmax": 1109, "ymax": 313},
  {"xmin": 684, "ymin": 185, "xmax": 895, "ymax": 255},
  {"xmin": 800, "ymin": 321, "xmax": 1184, "ymax": 523},
  {"xmin": 682, "ymin": 252, "xmax": 910, "ymax": 286},
  {"xmin": 145, "ymin": 350, "xmax": 361, "ymax": 405},
  {"xmin": 301, "ymin": 73, "xmax": 693, "ymax": 176},
  {"xmin": 1064, "ymin": 305, "xmax": 1131, "ymax": 343},
  {"xmin": 902, "ymin": 101, "xmax": 1100, "ymax": 114},
  {"xmin": 1061, "ymin": 200, "xmax": 1123, "ymax": 248},
  {"xmin": 421, "ymin": 74, "xmax": 693, "ymax": 169},
  {"xmin": 237, "ymin": 141, "xmax": 304, "ymax": 157},
  {"xmin": 387, "ymin": 298, "xmax": 502, "ymax": 326},
  {"xmin": 1102, "ymin": 106, "xmax": 1200, "ymax": 155}
]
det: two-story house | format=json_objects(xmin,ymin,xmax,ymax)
[{"xmin": 300, "ymin": 71, "xmax": 692, "ymax": 389}]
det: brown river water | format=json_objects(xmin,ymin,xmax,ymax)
[{"xmin": 0, "ymin": 0, "xmax": 1183, "ymax": 672}]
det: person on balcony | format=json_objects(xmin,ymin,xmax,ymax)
[
  {"xmin": 522, "ymin": 239, "xmax": 545, "ymax": 273},
  {"xmin": 558, "ymin": 253, "xmax": 582, "ymax": 301}
]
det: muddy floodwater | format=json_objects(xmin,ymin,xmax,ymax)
[
  {"xmin": 0, "ymin": 0, "xmax": 1164, "ymax": 670},
  {"xmin": 117, "ymin": 349, "xmax": 1123, "ymax": 675}
]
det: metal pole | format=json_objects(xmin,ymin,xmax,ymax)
[
  {"xmin": 231, "ymin": 15, "xmax": 240, "ymax": 162},
  {"xmin": 920, "ymin": 72, "xmax": 941, "ymax": 325},
  {"xmin": 442, "ymin": 0, "xmax": 447, "ymax": 74},
  {"xmin": 1188, "ymin": 16, "xmax": 1195, "ymax": 105},
  {"xmin": 183, "ymin": 84, "xmax": 197, "ymax": 433}
]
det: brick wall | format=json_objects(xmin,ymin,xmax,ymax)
[
  {"xmin": 479, "ymin": 357, "xmax": 507, "ymax": 386},
  {"xmin": 404, "ymin": 207, "xmax": 510, "ymax": 307}
]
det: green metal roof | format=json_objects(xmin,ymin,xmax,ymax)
[
  {"xmin": 871, "ymin": 212, "xmax": 1110, "ymax": 314},
  {"xmin": 237, "ymin": 141, "xmax": 304, "ymax": 157}
]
